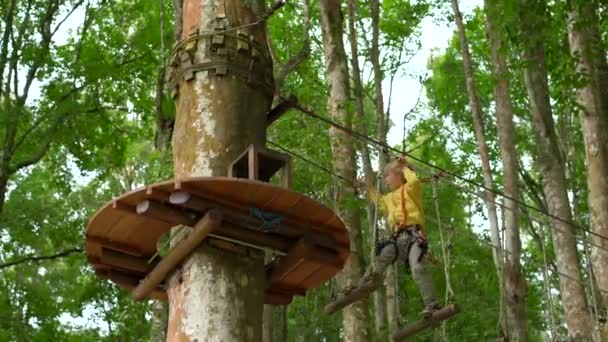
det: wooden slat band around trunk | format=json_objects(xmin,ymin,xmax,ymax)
[
  {"xmin": 99, "ymin": 248, "xmax": 157, "ymax": 274},
  {"xmin": 392, "ymin": 304, "xmax": 460, "ymax": 341},
  {"xmin": 131, "ymin": 210, "xmax": 223, "ymax": 301},
  {"xmin": 169, "ymin": 191, "xmax": 339, "ymax": 252}
]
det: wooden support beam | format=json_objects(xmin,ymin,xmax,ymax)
[
  {"xmin": 131, "ymin": 210, "xmax": 223, "ymax": 301},
  {"xmin": 392, "ymin": 304, "xmax": 460, "ymax": 341},
  {"xmin": 136, "ymin": 200, "xmax": 195, "ymax": 225},
  {"xmin": 136, "ymin": 194, "xmax": 294, "ymax": 253},
  {"xmin": 169, "ymin": 191, "xmax": 337, "ymax": 250}
]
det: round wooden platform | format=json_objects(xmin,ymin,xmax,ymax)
[{"xmin": 85, "ymin": 177, "xmax": 350, "ymax": 304}]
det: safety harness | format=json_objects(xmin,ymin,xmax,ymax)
[{"xmin": 374, "ymin": 182, "xmax": 429, "ymax": 266}]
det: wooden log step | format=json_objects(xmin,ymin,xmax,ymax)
[
  {"xmin": 323, "ymin": 280, "xmax": 379, "ymax": 314},
  {"xmin": 392, "ymin": 304, "xmax": 460, "ymax": 341}
]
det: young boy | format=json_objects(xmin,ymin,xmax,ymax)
[{"xmin": 357, "ymin": 157, "xmax": 441, "ymax": 317}]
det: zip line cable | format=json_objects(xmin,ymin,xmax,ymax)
[
  {"xmin": 268, "ymin": 130, "xmax": 608, "ymax": 253},
  {"xmin": 286, "ymin": 99, "xmax": 608, "ymax": 244}
]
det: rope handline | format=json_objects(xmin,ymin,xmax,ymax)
[
  {"xmin": 537, "ymin": 220, "xmax": 557, "ymax": 340},
  {"xmin": 286, "ymin": 99, "xmax": 608, "ymax": 244},
  {"xmin": 432, "ymin": 180, "xmax": 453, "ymax": 341}
]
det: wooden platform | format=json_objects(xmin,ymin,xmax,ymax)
[{"xmin": 85, "ymin": 177, "xmax": 350, "ymax": 305}]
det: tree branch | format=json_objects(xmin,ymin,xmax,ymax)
[
  {"xmin": 0, "ymin": 248, "xmax": 83, "ymax": 270},
  {"xmin": 0, "ymin": 0, "xmax": 17, "ymax": 94},
  {"xmin": 274, "ymin": 0, "xmax": 311, "ymax": 96}
]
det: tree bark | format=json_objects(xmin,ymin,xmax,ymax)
[
  {"xmin": 519, "ymin": 0, "xmax": 594, "ymax": 339},
  {"xmin": 483, "ymin": 1, "xmax": 528, "ymax": 340},
  {"xmin": 450, "ymin": 1, "xmax": 506, "ymax": 333},
  {"xmin": 450, "ymin": 0, "xmax": 502, "ymax": 280},
  {"xmin": 166, "ymin": 0, "xmax": 273, "ymax": 340},
  {"xmin": 346, "ymin": 0, "xmax": 387, "ymax": 337},
  {"xmin": 567, "ymin": 0, "xmax": 608, "ymax": 312},
  {"xmin": 318, "ymin": 0, "xmax": 371, "ymax": 341},
  {"xmin": 149, "ymin": 301, "xmax": 169, "ymax": 342}
]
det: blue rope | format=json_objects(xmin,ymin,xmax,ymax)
[{"xmin": 249, "ymin": 207, "xmax": 285, "ymax": 232}]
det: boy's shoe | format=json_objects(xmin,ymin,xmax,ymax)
[{"xmin": 420, "ymin": 303, "xmax": 442, "ymax": 319}]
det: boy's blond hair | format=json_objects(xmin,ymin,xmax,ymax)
[{"xmin": 384, "ymin": 158, "xmax": 406, "ymax": 179}]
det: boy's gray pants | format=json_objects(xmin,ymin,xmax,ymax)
[{"xmin": 367, "ymin": 230, "xmax": 438, "ymax": 308}]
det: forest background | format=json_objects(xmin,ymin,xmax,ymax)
[{"xmin": 1, "ymin": 0, "xmax": 607, "ymax": 341}]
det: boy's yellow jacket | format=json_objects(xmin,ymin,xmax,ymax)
[{"xmin": 368, "ymin": 167, "xmax": 425, "ymax": 232}]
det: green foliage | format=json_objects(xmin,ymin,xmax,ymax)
[{"xmin": 0, "ymin": 0, "xmax": 602, "ymax": 340}]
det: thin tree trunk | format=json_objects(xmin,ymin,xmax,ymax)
[
  {"xmin": 450, "ymin": 1, "xmax": 506, "ymax": 333},
  {"xmin": 369, "ymin": 0, "xmax": 398, "ymax": 335},
  {"xmin": 450, "ymin": 0, "xmax": 502, "ymax": 279},
  {"xmin": 149, "ymin": 301, "xmax": 169, "ymax": 342},
  {"xmin": 483, "ymin": 1, "xmax": 528, "ymax": 340},
  {"xmin": 567, "ymin": 1, "xmax": 608, "ymax": 313},
  {"xmin": 318, "ymin": 0, "xmax": 371, "ymax": 341},
  {"xmin": 519, "ymin": 0, "xmax": 594, "ymax": 339},
  {"xmin": 346, "ymin": 0, "xmax": 387, "ymax": 337},
  {"xmin": 385, "ymin": 264, "xmax": 398, "ymax": 336},
  {"xmin": 166, "ymin": 0, "xmax": 273, "ymax": 340}
]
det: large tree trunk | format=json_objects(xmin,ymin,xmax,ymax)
[
  {"xmin": 483, "ymin": 1, "xmax": 528, "ymax": 340},
  {"xmin": 526, "ymin": 0, "xmax": 597, "ymax": 334},
  {"xmin": 519, "ymin": 0, "xmax": 594, "ymax": 339},
  {"xmin": 450, "ymin": 0, "xmax": 505, "ymax": 330},
  {"xmin": 166, "ymin": 0, "xmax": 274, "ymax": 340},
  {"xmin": 318, "ymin": 0, "xmax": 371, "ymax": 341},
  {"xmin": 567, "ymin": 0, "xmax": 608, "ymax": 312}
]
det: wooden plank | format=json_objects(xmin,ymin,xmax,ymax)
[
  {"xmin": 264, "ymin": 291, "xmax": 293, "ymax": 305},
  {"xmin": 86, "ymin": 235, "xmax": 143, "ymax": 257},
  {"xmin": 87, "ymin": 203, "xmax": 124, "ymax": 238},
  {"xmin": 392, "ymin": 304, "xmax": 460, "ymax": 341},
  {"xmin": 267, "ymin": 238, "xmax": 341, "ymax": 288},
  {"xmin": 266, "ymin": 284, "xmax": 307, "ymax": 296},
  {"xmin": 214, "ymin": 223, "xmax": 291, "ymax": 252},
  {"xmin": 100, "ymin": 248, "xmax": 157, "ymax": 274},
  {"xmin": 131, "ymin": 210, "xmax": 222, "ymax": 301},
  {"xmin": 299, "ymin": 263, "xmax": 342, "ymax": 289},
  {"xmin": 323, "ymin": 280, "xmax": 379, "ymax": 314},
  {"xmin": 96, "ymin": 269, "xmax": 167, "ymax": 300}
]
